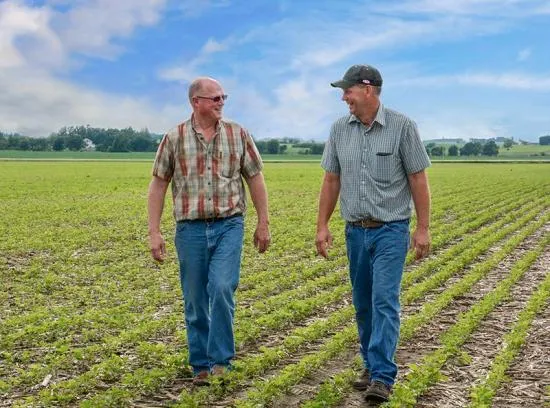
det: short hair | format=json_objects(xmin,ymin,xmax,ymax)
[
  {"xmin": 188, "ymin": 77, "xmax": 220, "ymax": 103},
  {"xmin": 357, "ymin": 83, "xmax": 382, "ymax": 96},
  {"xmin": 188, "ymin": 79, "xmax": 204, "ymax": 103}
]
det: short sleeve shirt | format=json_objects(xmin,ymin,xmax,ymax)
[
  {"xmin": 152, "ymin": 117, "xmax": 263, "ymax": 221},
  {"xmin": 321, "ymin": 104, "xmax": 431, "ymax": 222}
]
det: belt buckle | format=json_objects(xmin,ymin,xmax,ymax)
[{"xmin": 360, "ymin": 218, "xmax": 383, "ymax": 228}]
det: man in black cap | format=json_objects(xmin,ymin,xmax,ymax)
[{"xmin": 316, "ymin": 64, "xmax": 431, "ymax": 404}]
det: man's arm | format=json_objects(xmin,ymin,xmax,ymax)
[
  {"xmin": 245, "ymin": 172, "xmax": 270, "ymax": 253},
  {"xmin": 316, "ymin": 171, "xmax": 341, "ymax": 258},
  {"xmin": 408, "ymin": 169, "xmax": 431, "ymax": 259},
  {"xmin": 148, "ymin": 176, "xmax": 170, "ymax": 262}
]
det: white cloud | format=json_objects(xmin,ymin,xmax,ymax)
[
  {"xmin": 0, "ymin": 0, "xmax": 180, "ymax": 136},
  {"xmin": 201, "ymin": 38, "xmax": 228, "ymax": 54},
  {"xmin": 517, "ymin": 47, "xmax": 532, "ymax": 62},
  {"xmin": 397, "ymin": 72, "xmax": 550, "ymax": 91},
  {"xmin": 158, "ymin": 36, "xmax": 234, "ymax": 83},
  {"xmin": 55, "ymin": 0, "xmax": 167, "ymax": 59},
  {"xmin": 176, "ymin": 0, "xmax": 231, "ymax": 19},
  {"xmin": 0, "ymin": 66, "xmax": 184, "ymax": 136},
  {"xmin": 0, "ymin": 2, "xmax": 64, "ymax": 68},
  {"xmin": 374, "ymin": 0, "xmax": 550, "ymax": 17}
]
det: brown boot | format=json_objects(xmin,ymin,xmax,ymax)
[
  {"xmin": 352, "ymin": 368, "xmax": 371, "ymax": 390},
  {"xmin": 192, "ymin": 370, "xmax": 209, "ymax": 386},
  {"xmin": 365, "ymin": 380, "xmax": 392, "ymax": 402}
]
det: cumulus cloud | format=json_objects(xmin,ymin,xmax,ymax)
[
  {"xmin": 0, "ymin": 0, "xmax": 182, "ymax": 136},
  {"xmin": 0, "ymin": 2, "xmax": 64, "ymax": 68},
  {"xmin": 0, "ymin": 66, "xmax": 185, "ymax": 136},
  {"xmin": 54, "ymin": 0, "xmax": 167, "ymax": 59}
]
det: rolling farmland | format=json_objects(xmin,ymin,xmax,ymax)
[{"xmin": 1, "ymin": 161, "xmax": 549, "ymax": 407}]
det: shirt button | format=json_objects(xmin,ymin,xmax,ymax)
[{"xmin": 208, "ymin": 167, "xmax": 211, "ymax": 170}]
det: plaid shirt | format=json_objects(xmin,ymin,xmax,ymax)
[{"xmin": 152, "ymin": 116, "xmax": 263, "ymax": 221}]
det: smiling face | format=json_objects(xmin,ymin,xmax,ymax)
[
  {"xmin": 341, "ymin": 84, "xmax": 371, "ymax": 117},
  {"xmin": 191, "ymin": 79, "xmax": 225, "ymax": 121}
]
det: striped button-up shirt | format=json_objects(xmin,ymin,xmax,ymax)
[
  {"xmin": 321, "ymin": 104, "xmax": 431, "ymax": 222},
  {"xmin": 152, "ymin": 116, "xmax": 263, "ymax": 221}
]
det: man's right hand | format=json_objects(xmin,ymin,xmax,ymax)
[
  {"xmin": 149, "ymin": 232, "xmax": 166, "ymax": 262},
  {"xmin": 315, "ymin": 226, "xmax": 333, "ymax": 259}
]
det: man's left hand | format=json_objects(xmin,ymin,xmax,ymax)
[
  {"xmin": 254, "ymin": 223, "xmax": 271, "ymax": 253},
  {"xmin": 411, "ymin": 227, "xmax": 431, "ymax": 260}
]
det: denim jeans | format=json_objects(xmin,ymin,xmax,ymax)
[
  {"xmin": 174, "ymin": 215, "xmax": 244, "ymax": 374},
  {"xmin": 345, "ymin": 219, "xmax": 410, "ymax": 386}
]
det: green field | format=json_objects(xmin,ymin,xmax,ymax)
[
  {"xmin": 2, "ymin": 145, "xmax": 549, "ymax": 162},
  {"xmin": 1, "ymin": 162, "xmax": 549, "ymax": 407},
  {"xmin": 0, "ymin": 150, "xmax": 322, "ymax": 162}
]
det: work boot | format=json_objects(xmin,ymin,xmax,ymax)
[
  {"xmin": 352, "ymin": 368, "xmax": 371, "ymax": 390},
  {"xmin": 365, "ymin": 380, "xmax": 392, "ymax": 402}
]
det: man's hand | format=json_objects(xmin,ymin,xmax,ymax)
[
  {"xmin": 149, "ymin": 232, "xmax": 166, "ymax": 262},
  {"xmin": 254, "ymin": 222, "xmax": 271, "ymax": 253},
  {"xmin": 316, "ymin": 225, "xmax": 333, "ymax": 258},
  {"xmin": 410, "ymin": 227, "xmax": 430, "ymax": 260}
]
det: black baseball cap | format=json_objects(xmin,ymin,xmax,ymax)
[{"xmin": 331, "ymin": 64, "xmax": 383, "ymax": 89}]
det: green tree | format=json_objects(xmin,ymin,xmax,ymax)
[
  {"xmin": 424, "ymin": 142, "xmax": 436, "ymax": 156},
  {"xmin": 129, "ymin": 134, "xmax": 154, "ymax": 151},
  {"xmin": 482, "ymin": 140, "xmax": 499, "ymax": 156},
  {"xmin": 0, "ymin": 134, "xmax": 7, "ymax": 150},
  {"xmin": 255, "ymin": 140, "xmax": 267, "ymax": 154},
  {"xmin": 431, "ymin": 145, "xmax": 445, "ymax": 156},
  {"xmin": 52, "ymin": 137, "xmax": 65, "ymax": 151},
  {"xmin": 448, "ymin": 145, "xmax": 459, "ymax": 156},
  {"xmin": 540, "ymin": 135, "xmax": 550, "ymax": 145},
  {"xmin": 460, "ymin": 142, "xmax": 482, "ymax": 156},
  {"xmin": 110, "ymin": 133, "xmax": 131, "ymax": 152},
  {"xmin": 29, "ymin": 138, "xmax": 49, "ymax": 151},
  {"xmin": 267, "ymin": 139, "xmax": 280, "ymax": 154},
  {"xmin": 310, "ymin": 143, "xmax": 325, "ymax": 155},
  {"xmin": 503, "ymin": 138, "xmax": 514, "ymax": 150},
  {"xmin": 66, "ymin": 134, "xmax": 84, "ymax": 151}
]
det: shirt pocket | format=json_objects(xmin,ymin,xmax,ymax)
[
  {"xmin": 220, "ymin": 151, "xmax": 241, "ymax": 179},
  {"xmin": 368, "ymin": 152, "xmax": 400, "ymax": 183}
]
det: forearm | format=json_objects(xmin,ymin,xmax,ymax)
[
  {"xmin": 408, "ymin": 171, "xmax": 431, "ymax": 229},
  {"xmin": 148, "ymin": 177, "xmax": 169, "ymax": 234},
  {"xmin": 317, "ymin": 173, "xmax": 340, "ymax": 229},
  {"xmin": 246, "ymin": 172, "xmax": 269, "ymax": 225}
]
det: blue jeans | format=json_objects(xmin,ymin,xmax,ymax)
[
  {"xmin": 174, "ymin": 215, "xmax": 244, "ymax": 374},
  {"xmin": 345, "ymin": 219, "xmax": 410, "ymax": 386}
]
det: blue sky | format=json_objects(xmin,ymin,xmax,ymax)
[{"xmin": 1, "ymin": 0, "xmax": 549, "ymax": 142}]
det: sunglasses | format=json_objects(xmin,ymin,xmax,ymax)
[{"xmin": 194, "ymin": 94, "xmax": 228, "ymax": 103}]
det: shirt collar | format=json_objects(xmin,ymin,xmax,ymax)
[
  {"xmin": 347, "ymin": 103, "xmax": 386, "ymax": 127},
  {"xmin": 190, "ymin": 113, "xmax": 222, "ymax": 133}
]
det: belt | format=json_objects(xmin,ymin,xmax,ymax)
[
  {"xmin": 349, "ymin": 218, "xmax": 384, "ymax": 229},
  {"xmin": 179, "ymin": 213, "xmax": 242, "ymax": 223}
]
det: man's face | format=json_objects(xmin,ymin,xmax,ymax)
[
  {"xmin": 341, "ymin": 84, "xmax": 370, "ymax": 116},
  {"xmin": 193, "ymin": 81, "xmax": 225, "ymax": 120}
]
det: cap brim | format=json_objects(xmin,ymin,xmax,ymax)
[{"xmin": 330, "ymin": 80, "xmax": 355, "ymax": 89}]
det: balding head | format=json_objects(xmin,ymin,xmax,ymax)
[{"xmin": 188, "ymin": 77, "xmax": 221, "ymax": 103}]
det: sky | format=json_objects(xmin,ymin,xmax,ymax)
[{"xmin": 1, "ymin": 0, "xmax": 549, "ymax": 142}]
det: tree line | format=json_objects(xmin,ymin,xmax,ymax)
[
  {"xmin": 426, "ymin": 140, "xmax": 500, "ymax": 157},
  {"xmin": 0, "ymin": 126, "xmax": 161, "ymax": 152}
]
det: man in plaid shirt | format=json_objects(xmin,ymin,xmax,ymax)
[{"xmin": 148, "ymin": 77, "xmax": 270, "ymax": 385}]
